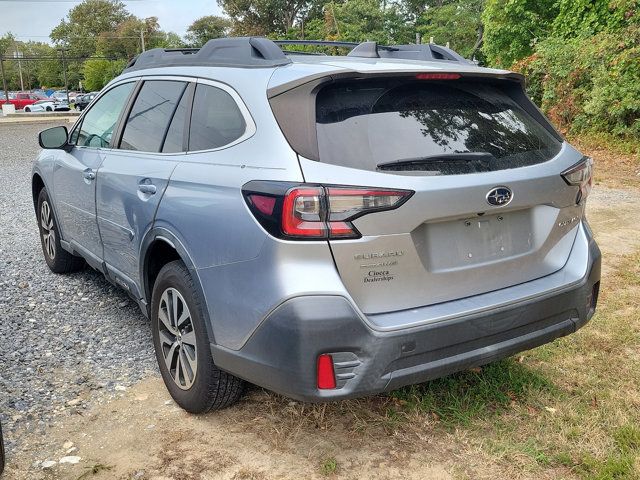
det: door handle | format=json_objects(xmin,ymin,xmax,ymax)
[
  {"xmin": 82, "ymin": 169, "xmax": 96, "ymax": 181},
  {"xmin": 138, "ymin": 183, "xmax": 157, "ymax": 195}
]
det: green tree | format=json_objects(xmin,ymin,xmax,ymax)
[
  {"xmin": 51, "ymin": 0, "xmax": 131, "ymax": 87},
  {"xmin": 20, "ymin": 41, "xmax": 61, "ymax": 89},
  {"xmin": 416, "ymin": 0, "xmax": 484, "ymax": 59},
  {"xmin": 185, "ymin": 15, "xmax": 232, "ymax": 47},
  {"xmin": 83, "ymin": 58, "xmax": 127, "ymax": 90},
  {"xmin": 323, "ymin": 0, "xmax": 411, "ymax": 44},
  {"xmin": 51, "ymin": 0, "xmax": 131, "ymax": 57},
  {"xmin": 219, "ymin": 0, "xmax": 322, "ymax": 36},
  {"xmin": 482, "ymin": 0, "xmax": 558, "ymax": 67},
  {"xmin": 157, "ymin": 32, "xmax": 187, "ymax": 49},
  {"xmin": 0, "ymin": 34, "xmax": 18, "ymax": 91},
  {"xmin": 97, "ymin": 16, "xmax": 165, "ymax": 59}
]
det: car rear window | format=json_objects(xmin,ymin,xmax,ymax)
[{"xmin": 315, "ymin": 78, "xmax": 562, "ymax": 175}]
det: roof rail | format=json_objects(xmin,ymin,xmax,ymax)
[
  {"xmin": 273, "ymin": 39, "xmax": 396, "ymax": 51},
  {"xmin": 123, "ymin": 37, "xmax": 292, "ymax": 72},
  {"xmin": 122, "ymin": 37, "xmax": 472, "ymax": 73},
  {"xmin": 274, "ymin": 39, "xmax": 472, "ymax": 63}
]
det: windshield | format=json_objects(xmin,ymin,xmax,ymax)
[{"xmin": 316, "ymin": 78, "xmax": 562, "ymax": 175}]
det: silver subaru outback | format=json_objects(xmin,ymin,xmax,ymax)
[{"xmin": 32, "ymin": 37, "xmax": 601, "ymax": 413}]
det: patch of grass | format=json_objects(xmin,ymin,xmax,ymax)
[
  {"xmin": 576, "ymin": 452, "xmax": 636, "ymax": 480},
  {"xmin": 463, "ymin": 252, "xmax": 640, "ymax": 478},
  {"xmin": 320, "ymin": 457, "xmax": 338, "ymax": 476},
  {"xmin": 552, "ymin": 451, "xmax": 575, "ymax": 468},
  {"xmin": 390, "ymin": 360, "xmax": 555, "ymax": 427},
  {"xmin": 614, "ymin": 425, "xmax": 640, "ymax": 454},
  {"xmin": 232, "ymin": 468, "xmax": 266, "ymax": 480}
]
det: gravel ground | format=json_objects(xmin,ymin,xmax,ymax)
[{"xmin": 0, "ymin": 122, "xmax": 156, "ymax": 454}]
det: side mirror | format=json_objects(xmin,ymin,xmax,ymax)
[{"xmin": 39, "ymin": 126, "xmax": 70, "ymax": 151}]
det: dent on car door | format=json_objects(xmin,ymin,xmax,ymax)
[
  {"xmin": 96, "ymin": 79, "xmax": 192, "ymax": 294},
  {"xmin": 52, "ymin": 82, "xmax": 135, "ymax": 263}
]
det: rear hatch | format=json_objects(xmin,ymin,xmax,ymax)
[{"xmin": 270, "ymin": 73, "xmax": 587, "ymax": 314}]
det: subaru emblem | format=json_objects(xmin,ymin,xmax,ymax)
[{"xmin": 486, "ymin": 186, "xmax": 513, "ymax": 207}]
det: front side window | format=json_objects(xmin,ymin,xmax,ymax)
[
  {"xmin": 188, "ymin": 84, "xmax": 246, "ymax": 151},
  {"xmin": 120, "ymin": 80, "xmax": 188, "ymax": 152},
  {"xmin": 77, "ymin": 82, "xmax": 134, "ymax": 148}
]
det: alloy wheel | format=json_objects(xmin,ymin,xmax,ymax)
[
  {"xmin": 40, "ymin": 200, "xmax": 56, "ymax": 260},
  {"xmin": 158, "ymin": 288, "xmax": 198, "ymax": 390}
]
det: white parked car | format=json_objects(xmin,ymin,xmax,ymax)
[
  {"xmin": 24, "ymin": 100, "xmax": 56, "ymax": 112},
  {"xmin": 24, "ymin": 99, "xmax": 70, "ymax": 112}
]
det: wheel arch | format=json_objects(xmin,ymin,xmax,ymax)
[
  {"xmin": 32, "ymin": 172, "xmax": 46, "ymax": 212},
  {"xmin": 139, "ymin": 228, "xmax": 217, "ymax": 344}
]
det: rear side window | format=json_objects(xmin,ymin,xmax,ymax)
[
  {"xmin": 188, "ymin": 84, "xmax": 246, "ymax": 151},
  {"xmin": 316, "ymin": 79, "xmax": 562, "ymax": 175},
  {"xmin": 162, "ymin": 86, "xmax": 191, "ymax": 153},
  {"xmin": 120, "ymin": 80, "xmax": 187, "ymax": 152}
]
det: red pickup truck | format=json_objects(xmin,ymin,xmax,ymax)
[{"xmin": 3, "ymin": 92, "xmax": 42, "ymax": 110}]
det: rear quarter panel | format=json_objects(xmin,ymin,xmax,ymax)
[{"xmin": 152, "ymin": 68, "xmax": 316, "ymax": 348}]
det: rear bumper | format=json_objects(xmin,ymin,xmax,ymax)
[{"xmin": 212, "ymin": 223, "xmax": 601, "ymax": 402}]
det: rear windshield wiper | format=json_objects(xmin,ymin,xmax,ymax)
[{"xmin": 376, "ymin": 152, "xmax": 496, "ymax": 173}]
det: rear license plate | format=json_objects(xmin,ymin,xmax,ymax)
[{"xmin": 420, "ymin": 211, "xmax": 533, "ymax": 271}]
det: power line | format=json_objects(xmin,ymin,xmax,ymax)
[
  {"xmin": 0, "ymin": 0, "xmax": 146, "ymax": 2},
  {"xmin": 9, "ymin": 35, "xmax": 170, "ymax": 39},
  {"xmin": 0, "ymin": 55, "xmax": 129, "ymax": 60}
]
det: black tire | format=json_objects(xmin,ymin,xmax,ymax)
[
  {"xmin": 151, "ymin": 260, "xmax": 245, "ymax": 413},
  {"xmin": 36, "ymin": 188, "xmax": 84, "ymax": 274},
  {"xmin": 46, "ymin": 106, "xmax": 52, "ymax": 112},
  {"xmin": 24, "ymin": 107, "xmax": 30, "ymax": 112}
]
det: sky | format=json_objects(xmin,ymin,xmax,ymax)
[{"xmin": 0, "ymin": 0, "xmax": 223, "ymax": 42}]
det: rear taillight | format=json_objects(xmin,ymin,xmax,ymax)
[
  {"xmin": 561, "ymin": 157, "xmax": 593, "ymax": 204},
  {"xmin": 282, "ymin": 187, "xmax": 326, "ymax": 237},
  {"xmin": 243, "ymin": 182, "xmax": 412, "ymax": 240}
]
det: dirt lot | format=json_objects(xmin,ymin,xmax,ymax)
[{"xmin": 1, "ymin": 125, "xmax": 639, "ymax": 479}]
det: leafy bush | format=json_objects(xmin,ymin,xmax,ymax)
[
  {"xmin": 513, "ymin": 25, "xmax": 640, "ymax": 138},
  {"xmin": 553, "ymin": 0, "xmax": 637, "ymax": 38}
]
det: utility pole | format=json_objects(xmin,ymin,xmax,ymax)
[
  {"xmin": 140, "ymin": 29, "xmax": 146, "ymax": 52},
  {"xmin": 0, "ymin": 56, "xmax": 9, "ymax": 107},
  {"xmin": 13, "ymin": 51, "xmax": 24, "ymax": 91},
  {"xmin": 58, "ymin": 48, "xmax": 70, "ymax": 104}
]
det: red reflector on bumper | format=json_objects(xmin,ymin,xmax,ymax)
[{"xmin": 317, "ymin": 354, "xmax": 336, "ymax": 389}]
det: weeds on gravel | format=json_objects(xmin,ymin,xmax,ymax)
[
  {"xmin": 75, "ymin": 463, "xmax": 112, "ymax": 479},
  {"xmin": 320, "ymin": 457, "xmax": 338, "ymax": 476}
]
